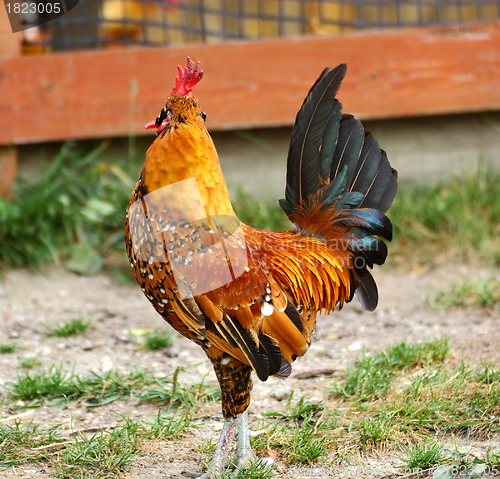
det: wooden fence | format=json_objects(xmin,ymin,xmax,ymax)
[{"xmin": 1, "ymin": 7, "xmax": 500, "ymax": 195}]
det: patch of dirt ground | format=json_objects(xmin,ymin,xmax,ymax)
[{"xmin": 0, "ymin": 264, "xmax": 499, "ymax": 478}]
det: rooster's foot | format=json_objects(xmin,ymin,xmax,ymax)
[{"xmin": 197, "ymin": 410, "xmax": 274, "ymax": 478}]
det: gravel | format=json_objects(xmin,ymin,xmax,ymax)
[{"xmin": 0, "ymin": 263, "xmax": 499, "ymax": 478}]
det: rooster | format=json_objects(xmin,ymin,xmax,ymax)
[{"xmin": 125, "ymin": 58, "xmax": 397, "ymax": 477}]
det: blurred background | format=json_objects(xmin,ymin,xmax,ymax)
[
  {"xmin": 11, "ymin": 0, "xmax": 500, "ymax": 50},
  {"xmin": 0, "ymin": 1, "xmax": 499, "ymax": 273}
]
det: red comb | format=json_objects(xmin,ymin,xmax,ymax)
[{"xmin": 171, "ymin": 57, "xmax": 203, "ymax": 96}]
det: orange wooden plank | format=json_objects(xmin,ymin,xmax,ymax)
[
  {"xmin": 0, "ymin": 6, "xmax": 21, "ymax": 196},
  {"xmin": 0, "ymin": 146, "xmax": 17, "ymax": 197},
  {"xmin": 0, "ymin": 6, "xmax": 21, "ymax": 58},
  {"xmin": 1, "ymin": 22, "xmax": 500, "ymax": 145}
]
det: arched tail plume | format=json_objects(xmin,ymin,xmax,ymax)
[{"xmin": 279, "ymin": 64, "xmax": 398, "ymax": 311}]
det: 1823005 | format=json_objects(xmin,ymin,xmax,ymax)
[
  {"xmin": 404, "ymin": 464, "xmax": 500, "ymax": 476},
  {"xmin": 448, "ymin": 464, "xmax": 500, "ymax": 476},
  {"xmin": 5, "ymin": 2, "xmax": 62, "ymax": 13}
]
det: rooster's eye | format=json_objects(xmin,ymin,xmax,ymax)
[
  {"xmin": 155, "ymin": 107, "xmax": 171, "ymax": 127},
  {"xmin": 201, "ymin": 111, "xmax": 207, "ymax": 122}
]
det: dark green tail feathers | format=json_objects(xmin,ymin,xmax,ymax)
[{"xmin": 280, "ymin": 64, "xmax": 398, "ymax": 311}]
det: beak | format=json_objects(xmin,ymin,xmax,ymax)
[{"xmin": 144, "ymin": 120, "xmax": 168, "ymax": 134}]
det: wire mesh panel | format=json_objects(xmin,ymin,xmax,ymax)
[{"xmin": 20, "ymin": 0, "xmax": 500, "ymax": 52}]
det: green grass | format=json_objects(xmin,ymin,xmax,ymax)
[
  {"xmin": 246, "ymin": 341, "xmax": 500, "ymax": 475},
  {"xmin": 224, "ymin": 461, "xmax": 276, "ymax": 479},
  {"xmin": 2, "ymin": 340, "xmax": 500, "ymax": 478},
  {"xmin": 402, "ymin": 444, "xmax": 500, "ymax": 479},
  {"xmin": 142, "ymin": 329, "xmax": 174, "ymax": 350},
  {"xmin": 0, "ymin": 365, "xmax": 215, "ymax": 477},
  {"xmin": 0, "ymin": 141, "xmax": 137, "ymax": 274},
  {"xmin": 252, "ymin": 394, "xmax": 339, "ymax": 465},
  {"xmin": 0, "ymin": 140, "xmax": 499, "ymax": 270},
  {"xmin": 0, "ymin": 411, "xmax": 198, "ymax": 477},
  {"xmin": 9, "ymin": 364, "xmax": 76, "ymax": 405},
  {"xmin": 0, "ymin": 421, "xmax": 63, "ymax": 466},
  {"xmin": 429, "ymin": 277, "xmax": 500, "ymax": 310},
  {"xmin": 232, "ymin": 188, "xmax": 290, "ymax": 232},
  {"xmin": 383, "ymin": 362, "xmax": 500, "ymax": 438},
  {"xmin": 6, "ymin": 364, "xmax": 219, "ymax": 409},
  {"xmin": 0, "ymin": 342, "xmax": 18, "ymax": 354},
  {"xmin": 45, "ymin": 317, "xmax": 92, "ymax": 337},
  {"xmin": 233, "ymin": 166, "xmax": 500, "ymax": 266},
  {"xmin": 189, "ymin": 340, "xmax": 500, "ymax": 475},
  {"xmin": 55, "ymin": 422, "xmax": 141, "ymax": 479},
  {"xmin": 332, "ymin": 339, "xmax": 450, "ymax": 401},
  {"xmin": 146, "ymin": 409, "xmax": 201, "ymax": 439},
  {"xmin": 18, "ymin": 355, "xmax": 42, "ymax": 369},
  {"xmin": 262, "ymin": 394, "xmax": 324, "ymax": 421},
  {"xmin": 402, "ymin": 440, "xmax": 444, "ymax": 472},
  {"xmin": 334, "ymin": 355, "xmax": 500, "ymax": 448},
  {"xmin": 356, "ymin": 416, "xmax": 393, "ymax": 444},
  {"xmin": 389, "ymin": 166, "xmax": 500, "ymax": 265},
  {"xmin": 54, "ymin": 411, "xmax": 199, "ymax": 479}
]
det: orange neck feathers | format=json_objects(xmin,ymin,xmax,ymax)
[{"xmin": 141, "ymin": 94, "xmax": 236, "ymax": 219}]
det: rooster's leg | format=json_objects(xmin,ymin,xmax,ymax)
[
  {"xmin": 199, "ymin": 357, "xmax": 257, "ymax": 477},
  {"xmin": 235, "ymin": 410, "xmax": 255, "ymax": 466},
  {"xmin": 198, "ymin": 412, "xmax": 251, "ymax": 478}
]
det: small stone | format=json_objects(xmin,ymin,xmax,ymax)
[{"xmin": 347, "ymin": 341, "xmax": 362, "ymax": 351}]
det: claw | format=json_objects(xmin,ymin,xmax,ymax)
[{"xmin": 199, "ymin": 410, "xmax": 269, "ymax": 478}]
